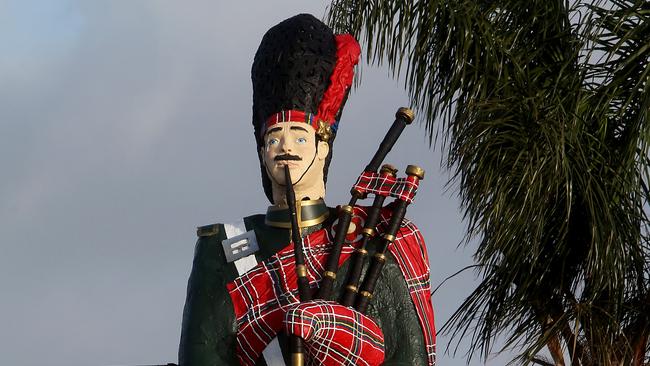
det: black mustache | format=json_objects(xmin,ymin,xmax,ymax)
[{"xmin": 275, "ymin": 154, "xmax": 302, "ymax": 161}]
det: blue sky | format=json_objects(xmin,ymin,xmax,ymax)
[{"xmin": 1, "ymin": 1, "xmax": 83, "ymax": 84}]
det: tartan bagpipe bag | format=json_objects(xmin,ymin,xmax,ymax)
[{"xmin": 285, "ymin": 300, "xmax": 385, "ymax": 366}]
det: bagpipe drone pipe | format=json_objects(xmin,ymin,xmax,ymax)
[{"xmin": 284, "ymin": 107, "xmax": 425, "ymax": 365}]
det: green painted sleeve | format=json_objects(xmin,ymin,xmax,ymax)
[
  {"xmin": 367, "ymin": 254, "xmax": 429, "ymax": 365},
  {"xmin": 178, "ymin": 230, "xmax": 240, "ymax": 366}
]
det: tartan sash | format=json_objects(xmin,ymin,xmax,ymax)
[{"xmin": 226, "ymin": 206, "xmax": 436, "ymax": 365}]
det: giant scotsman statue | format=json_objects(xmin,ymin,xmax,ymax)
[{"xmin": 179, "ymin": 14, "xmax": 436, "ymax": 366}]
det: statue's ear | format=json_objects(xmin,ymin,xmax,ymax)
[{"xmin": 317, "ymin": 140, "xmax": 329, "ymax": 160}]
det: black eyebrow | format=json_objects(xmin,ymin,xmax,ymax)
[
  {"xmin": 290, "ymin": 126, "xmax": 309, "ymax": 133},
  {"xmin": 266, "ymin": 125, "xmax": 310, "ymax": 136}
]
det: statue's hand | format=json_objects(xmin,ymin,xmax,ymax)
[{"xmin": 284, "ymin": 300, "xmax": 385, "ymax": 366}]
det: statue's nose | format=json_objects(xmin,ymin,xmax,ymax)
[{"xmin": 280, "ymin": 136, "xmax": 293, "ymax": 153}]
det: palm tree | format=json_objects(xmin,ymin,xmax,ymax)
[{"xmin": 327, "ymin": 0, "xmax": 650, "ymax": 364}]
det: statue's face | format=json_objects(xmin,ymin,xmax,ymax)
[{"xmin": 261, "ymin": 121, "xmax": 329, "ymax": 194}]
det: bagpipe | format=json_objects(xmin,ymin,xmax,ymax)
[{"xmin": 284, "ymin": 107, "xmax": 424, "ymax": 366}]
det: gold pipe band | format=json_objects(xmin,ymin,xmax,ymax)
[
  {"xmin": 383, "ymin": 234, "xmax": 396, "ymax": 242},
  {"xmin": 397, "ymin": 107, "xmax": 415, "ymax": 124},
  {"xmin": 380, "ymin": 164, "xmax": 398, "ymax": 177},
  {"xmin": 362, "ymin": 227, "xmax": 376, "ymax": 237},
  {"xmin": 291, "ymin": 352, "xmax": 305, "ymax": 366},
  {"xmin": 296, "ymin": 265, "xmax": 308, "ymax": 278},
  {"xmin": 346, "ymin": 285, "xmax": 358, "ymax": 293},
  {"xmin": 374, "ymin": 253, "xmax": 387, "ymax": 262},
  {"xmin": 406, "ymin": 164, "xmax": 425, "ymax": 180},
  {"xmin": 360, "ymin": 290, "xmax": 373, "ymax": 299},
  {"xmin": 323, "ymin": 271, "xmax": 336, "ymax": 280},
  {"xmin": 339, "ymin": 205, "xmax": 353, "ymax": 214},
  {"xmin": 356, "ymin": 248, "xmax": 368, "ymax": 255}
]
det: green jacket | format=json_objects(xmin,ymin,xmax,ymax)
[{"xmin": 178, "ymin": 211, "xmax": 428, "ymax": 365}]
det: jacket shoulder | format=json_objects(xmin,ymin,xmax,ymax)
[{"xmin": 195, "ymin": 213, "xmax": 265, "ymax": 238}]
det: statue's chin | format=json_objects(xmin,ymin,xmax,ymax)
[{"xmin": 268, "ymin": 165, "xmax": 307, "ymax": 186}]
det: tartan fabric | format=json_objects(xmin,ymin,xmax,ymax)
[
  {"xmin": 352, "ymin": 170, "xmax": 420, "ymax": 203},
  {"xmin": 226, "ymin": 206, "xmax": 436, "ymax": 366},
  {"xmin": 265, "ymin": 110, "xmax": 315, "ymax": 133},
  {"xmin": 285, "ymin": 300, "xmax": 385, "ymax": 366}
]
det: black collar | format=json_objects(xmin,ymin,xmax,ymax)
[{"xmin": 265, "ymin": 199, "xmax": 329, "ymax": 229}]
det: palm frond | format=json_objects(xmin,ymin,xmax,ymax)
[{"xmin": 328, "ymin": 0, "xmax": 650, "ymax": 364}]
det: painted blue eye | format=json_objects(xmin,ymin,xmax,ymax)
[
  {"xmin": 296, "ymin": 137, "xmax": 307, "ymax": 144},
  {"xmin": 268, "ymin": 138, "xmax": 279, "ymax": 146}
]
